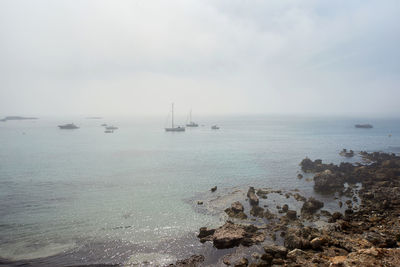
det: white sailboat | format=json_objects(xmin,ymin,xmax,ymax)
[
  {"xmin": 165, "ymin": 103, "xmax": 185, "ymax": 132},
  {"xmin": 186, "ymin": 109, "xmax": 199, "ymax": 127}
]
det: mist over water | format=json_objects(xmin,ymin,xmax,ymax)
[{"xmin": 0, "ymin": 115, "xmax": 399, "ymax": 265}]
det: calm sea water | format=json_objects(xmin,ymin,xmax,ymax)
[{"xmin": 0, "ymin": 115, "xmax": 399, "ymax": 265}]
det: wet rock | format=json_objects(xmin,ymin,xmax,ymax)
[
  {"xmin": 340, "ymin": 148, "xmax": 354, "ymax": 157},
  {"xmin": 225, "ymin": 201, "xmax": 248, "ymax": 220},
  {"xmin": 314, "ymin": 169, "xmax": 344, "ymax": 192},
  {"xmin": 247, "ymin": 187, "xmax": 259, "ymax": 206},
  {"xmin": 301, "ymin": 197, "xmax": 324, "ymax": 215},
  {"xmin": 197, "ymin": 201, "xmax": 203, "ymax": 205},
  {"xmin": 293, "ymin": 193, "xmax": 306, "ymax": 202},
  {"xmin": 234, "ymin": 257, "xmax": 248, "ymax": 267},
  {"xmin": 250, "ymin": 206, "xmax": 264, "ymax": 218},
  {"xmin": 287, "ymin": 248, "xmax": 307, "ymax": 259},
  {"xmin": 211, "ymin": 186, "xmax": 217, "ymax": 192},
  {"xmin": 286, "ymin": 210, "xmax": 297, "ymax": 220},
  {"xmin": 282, "ymin": 204, "xmax": 289, "ymax": 212},
  {"xmin": 197, "ymin": 227, "xmax": 215, "ymax": 242},
  {"xmin": 297, "ymin": 173, "xmax": 303, "ymax": 179},
  {"xmin": 263, "ymin": 245, "xmax": 288, "ymax": 258},
  {"xmin": 329, "ymin": 212, "xmax": 343, "ymax": 223},
  {"xmin": 171, "ymin": 255, "xmax": 205, "ymax": 267}
]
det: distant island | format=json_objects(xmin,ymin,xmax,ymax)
[
  {"xmin": 355, "ymin": 123, "xmax": 373, "ymax": 128},
  {"xmin": 86, "ymin": 117, "xmax": 103, "ymax": 119},
  {"xmin": 0, "ymin": 116, "xmax": 38, "ymax": 122}
]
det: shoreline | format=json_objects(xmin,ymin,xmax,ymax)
[{"xmin": 172, "ymin": 150, "xmax": 400, "ymax": 266}]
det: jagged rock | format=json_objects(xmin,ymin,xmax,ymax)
[
  {"xmin": 263, "ymin": 245, "xmax": 288, "ymax": 258},
  {"xmin": 201, "ymin": 221, "xmax": 265, "ymax": 249},
  {"xmin": 310, "ymin": 237, "xmax": 327, "ymax": 250},
  {"xmin": 314, "ymin": 170, "xmax": 344, "ymax": 192},
  {"xmin": 340, "ymin": 148, "xmax": 354, "ymax": 157},
  {"xmin": 211, "ymin": 186, "xmax": 217, "ymax": 192},
  {"xmin": 197, "ymin": 201, "xmax": 203, "ymax": 205},
  {"xmin": 293, "ymin": 193, "xmax": 306, "ymax": 202},
  {"xmin": 225, "ymin": 201, "xmax": 248, "ymax": 220},
  {"xmin": 286, "ymin": 210, "xmax": 297, "ymax": 220},
  {"xmin": 170, "ymin": 255, "xmax": 205, "ymax": 266},
  {"xmin": 282, "ymin": 204, "xmax": 289, "ymax": 212},
  {"xmin": 250, "ymin": 206, "xmax": 264, "ymax": 218},
  {"xmin": 287, "ymin": 248, "xmax": 307, "ymax": 259},
  {"xmin": 234, "ymin": 257, "xmax": 248, "ymax": 267},
  {"xmin": 301, "ymin": 197, "xmax": 324, "ymax": 215},
  {"xmin": 247, "ymin": 187, "xmax": 259, "ymax": 206}
]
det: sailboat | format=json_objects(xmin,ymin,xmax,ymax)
[
  {"xmin": 165, "ymin": 103, "xmax": 185, "ymax": 132},
  {"xmin": 186, "ymin": 109, "xmax": 199, "ymax": 127}
]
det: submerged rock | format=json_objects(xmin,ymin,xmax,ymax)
[
  {"xmin": 170, "ymin": 255, "xmax": 205, "ymax": 267},
  {"xmin": 301, "ymin": 197, "xmax": 324, "ymax": 215}
]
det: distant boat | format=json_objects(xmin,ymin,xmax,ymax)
[
  {"xmin": 355, "ymin": 124, "xmax": 373, "ymax": 129},
  {"xmin": 58, "ymin": 123, "xmax": 79, "ymax": 129},
  {"xmin": 105, "ymin": 126, "xmax": 118, "ymax": 130},
  {"xmin": 211, "ymin": 125, "xmax": 220, "ymax": 130},
  {"xmin": 165, "ymin": 103, "xmax": 185, "ymax": 132},
  {"xmin": 186, "ymin": 109, "xmax": 199, "ymax": 127},
  {"xmin": 104, "ymin": 129, "xmax": 114, "ymax": 133},
  {"xmin": 101, "ymin": 124, "xmax": 107, "ymax": 127}
]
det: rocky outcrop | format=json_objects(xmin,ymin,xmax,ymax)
[
  {"xmin": 340, "ymin": 148, "xmax": 354, "ymax": 157},
  {"xmin": 225, "ymin": 201, "xmax": 247, "ymax": 220},
  {"xmin": 301, "ymin": 197, "xmax": 324, "ymax": 215},
  {"xmin": 247, "ymin": 187, "xmax": 259, "ymax": 206},
  {"xmin": 198, "ymin": 221, "xmax": 265, "ymax": 249}
]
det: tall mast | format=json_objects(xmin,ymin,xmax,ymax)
[
  {"xmin": 190, "ymin": 109, "xmax": 192, "ymax": 123},
  {"xmin": 171, "ymin": 103, "xmax": 174, "ymax": 128}
]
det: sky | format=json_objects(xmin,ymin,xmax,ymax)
[{"xmin": 0, "ymin": 0, "xmax": 399, "ymax": 117}]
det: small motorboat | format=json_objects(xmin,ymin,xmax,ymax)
[
  {"xmin": 105, "ymin": 126, "xmax": 118, "ymax": 130},
  {"xmin": 211, "ymin": 125, "xmax": 220, "ymax": 130},
  {"xmin": 104, "ymin": 130, "xmax": 114, "ymax": 133},
  {"xmin": 58, "ymin": 123, "xmax": 79, "ymax": 129}
]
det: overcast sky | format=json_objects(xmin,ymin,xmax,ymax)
[{"xmin": 0, "ymin": 0, "xmax": 399, "ymax": 117}]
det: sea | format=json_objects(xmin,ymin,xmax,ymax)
[{"xmin": 0, "ymin": 115, "xmax": 399, "ymax": 266}]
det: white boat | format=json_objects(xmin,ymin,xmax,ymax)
[
  {"xmin": 211, "ymin": 125, "xmax": 220, "ymax": 130},
  {"xmin": 165, "ymin": 103, "xmax": 185, "ymax": 132},
  {"xmin": 186, "ymin": 109, "xmax": 199, "ymax": 127}
]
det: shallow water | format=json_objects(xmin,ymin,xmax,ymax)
[{"xmin": 0, "ymin": 115, "xmax": 399, "ymax": 265}]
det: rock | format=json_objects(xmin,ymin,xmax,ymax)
[
  {"xmin": 234, "ymin": 257, "xmax": 248, "ymax": 267},
  {"xmin": 297, "ymin": 173, "xmax": 303, "ymax": 179},
  {"xmin": 329, "ymin": 212, "xmax": 343, "ymax": 223},
  {"xmin": 197, "ymin": 227, "xmax": 215, "ymax": 242},
  {"xmin": 314, "ymin": 170, "xmax": 344, "ymax": 192},
  {"xmin": 247, "ymin": 187, "xmax": 259, "ymax": 206},
  {"xmin": 250, "ymin": 206, "xmax": 264, "ymax": 218},
  {"xmin": 209, "ymin": 221, "xmax": 265, "ymax": 249},
  {"xmin": 197, "ymin": 201, "xmax": 203, "ymax": 205},
  {"xmin": 171, "ymin": 255, "xmax": 205, "ymax": 266},
  {"xmin": 340, "ymin": 149, "xmax": 355, "ymax": 157},
  {"xmin": 293, "ymin": 193, "xmax": 306, "ymax": 202},
  {"xmin": 282, "ymin": 204, "xmax": 289, "ymax": 212},
  {"xmin": 310, "ymin": 237, "xmax": 327, "ymax": 250},
  {"xmin": 301, "ymin": 197, "xmax": 324, "ymax": 215},
  {"xmin": 211, "ymin": 186, "xmax": 217, "ymax": 192},
  {"xmin": 263, "ymin": 245, "xmax": 288, "ymax": 258},
  {"xmin": 286, "ymin": 210, "xmax": 297, "ymax": 220},
  {"xmin": 225, "ymin": 202, "xmax": 248, "ymax": 220},
  {"xmin": 287, "ymin": 248, "xmax": 306, "ymax": 259},
  {"xmin": 231, "ymin": 201, "xmax": 244, "ymax": 212}
]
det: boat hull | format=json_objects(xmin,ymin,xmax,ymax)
[{"xmin": 165, "ymin": 127, "xmax": 185, "ymax": 132}]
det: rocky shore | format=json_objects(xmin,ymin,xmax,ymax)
[{"xmin": 171, "ymin": 151, "xmax": 400, "ymax": 266}]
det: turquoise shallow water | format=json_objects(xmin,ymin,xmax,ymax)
[{"xmin": 0, "ymin": 115, "xmax": 399, "ymax": 265}]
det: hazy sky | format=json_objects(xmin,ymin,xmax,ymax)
[{"xmin": 0, "ymin": 0, "xmax": 399, "ymax": 117}]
